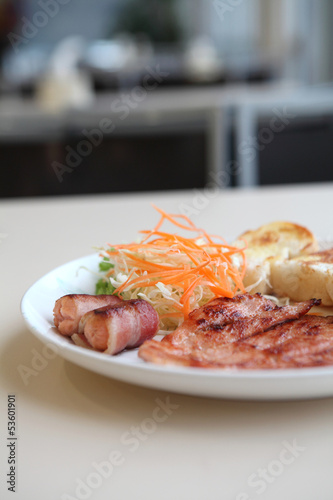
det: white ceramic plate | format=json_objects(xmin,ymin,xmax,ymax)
[{"xmin": 21, "ymin": 254, "xmax": 333, "ymax": 400}]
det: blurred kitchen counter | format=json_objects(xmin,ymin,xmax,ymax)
[{"xmin": 0, "ymin": 81, "xmax": 333, "ymax": 191}]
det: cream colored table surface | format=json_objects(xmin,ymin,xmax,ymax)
[{"xmin": 1, "ymin": 184, "xmax": 333, "ymax": 500}]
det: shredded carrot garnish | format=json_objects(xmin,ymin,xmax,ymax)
[{"xmin": 98, "ymin": 206, "xmax": 247, "ymax": 328}]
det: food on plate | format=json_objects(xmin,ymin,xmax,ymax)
[
  {"xmin": 232, "ymin": 221, "xmax": 318, "ymax": 295},
  {"xmin": 138, "ymin": 293, "xmax": 332, "ymax": 369},
  {"xmin": 54, "ymin": 295, "xmax": 159, "ymax": 354},
  {"xmin": 53, "ymin": 207, "xmax": 246, "ymax": 355},
  {"xmin": 95, "ymin": 205, "xmax": 246, "ymax": 331},
  {"xmin": 188, "ymin": 292, "xmax": 276, "ymax": 324},
  {"xmin": 189, "ymin": 294, "xmax": 317, "ymax": 330},
  {"xmin": 207, "ymin": 314, "xmax": 333, "ymax": 369},
  {"xmin": 241, "ymin": 314, "xmax": 333, "ymax": 350},
  {"xmin": 78, "ymin": 299, "xmax": 159, "ymax": 354},
  {"xmin": 52, "ymin": 210, "xmax": 333, "ymax": 370},
  {"xmin": 271, "ymin": 248, "xmax": 333, "ymax": 306},
  {"xmin": 53, "ymin": 293, "xmax": 123, "ymax": 336},
  {"xmin": 71, "ymin": 333, "xmax": 94, "ymax": 349}
]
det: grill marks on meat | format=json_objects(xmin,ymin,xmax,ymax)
[
  {"xmin": 138, "ymin": 294, "xmax": 333, "ymax": 369},
  {"xmin": 207, "ymin": 316, "xmax": 333, "ymax": 369},
  {"xmin": 158, "ymin": 293, "xmax": 279, "ymax": 352},
  {"xmin": 189, "ymin": 293, "xmax": 276, "ymax": 325},
  {"xmin": 167, "ymin": 299, "xmax": 316, "ymax": 351},
  {"xmin": 54, "ymin": 292, "xmax": 333, "ymax": 368}
]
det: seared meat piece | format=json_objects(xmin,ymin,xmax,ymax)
[
  {"xmin": 159, "ymin": 293, "xmax": 278, "ymax": 350},
  {"xmin": 243, "ymin": 314, "xmax": 333, "ymax": 349},
  {"xmin": 162, "ymin": 297, "xmax": 316, "ymax": 352},
  {"xmin": 188, "ymin": 293, "xmax": 276, "ymax": 324},
  {"xmin": 193, "ymin": 315, "xmax": 333, "ymax": 369},
  {"xmin": 139, "ymin": 294, "xmax": 325, "ymax": 369}
]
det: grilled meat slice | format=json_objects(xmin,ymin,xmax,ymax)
[
  {"xmin": 188, "ymin": 293, "xmax": 277, "ymax": 324},
  {"xmin": 164, "ymin": 298, "xmax": 317, "ymax": 351},
  {"xmin": 242, "ymin": 314, "xmax": 333, "ymax": 349},
  {"xmin": 158, "ymin": 293, "xmax": 279, "ymax": 352},
  {"xmin": 197, "ymin": 315, "xmax": 333, "ymax": 369},
  {"xmin": 139, "ymin": 294, "xmax": 323, "ymax": 368}
]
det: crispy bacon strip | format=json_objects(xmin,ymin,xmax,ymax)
[
  {"xmin": 79, "ymin": 299, "xmax": 159, "ymax": 355},
  {"xmin": 53, "ymin": 294, "xmax": 122, "ymax": 336}
]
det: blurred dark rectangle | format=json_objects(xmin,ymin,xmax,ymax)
[
  {"xmin": 0, "ymin": 131, "xmax": 206, "ymax": 198},
  {"xmin": 258, "ymin": 115, "xmax": 333, "ymax": 185}
]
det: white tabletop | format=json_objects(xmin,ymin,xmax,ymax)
[{"xmin": 1, "ymin": 183, "xmax": 333, "ymax": 500}]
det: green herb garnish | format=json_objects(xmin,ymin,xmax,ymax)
[
  {"xmin": 98, "ymin": 261, "xmax": 114, "ymax": 272},
  {"xmin": 95, "ymin": 278, "xmax": 116, "ymax": 295}
]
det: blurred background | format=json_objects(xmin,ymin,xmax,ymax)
[{"xmin": 0, "ymin": 0, "xmax": 332, "ymax": 197}]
